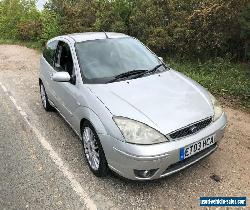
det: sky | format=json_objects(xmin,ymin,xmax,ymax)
[{"xmin": 36, "ymin": 0, "xmax": 46, "ymax": 11}]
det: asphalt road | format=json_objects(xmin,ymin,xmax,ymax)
[{"xmin": 0, "ymin": 45, "xmax": 249, "ymax": 210}]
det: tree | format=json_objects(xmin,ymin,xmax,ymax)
[
  {"xmin": 0, "ymin": 0, "xmax": 24, "ymax": 39},
  {"xmin": 129, "ymin": 0, "xmax": 170, "ymax": 53},
  {"xmin": 93, "ymin": 0, "xmax": 135, "ymax": 33},
  {"xmin": 184, "ymin": 0, "xmax": 249, "ymax": 59},
  {"xmin": 46, "ymin": 0, "xmax": 97, "ymax": 33},
  {"xmin": 40, "ymin": 8, "xmax": 61, "ymax": 43},
  {"xmin": 240, "ymin": 3, "xmax": 250, "ymax": 60},
  {"xmin": 0, "ymin": 0, "xmax": 42, "ymax": 40},
  {"xmin": 0, "ymin": 0, "xmax": 249, "ymax": 60}
]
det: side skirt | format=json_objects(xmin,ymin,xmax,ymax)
[{"xmin": 48, "ymin": 99, "xmax": 82, "ymax": 140}]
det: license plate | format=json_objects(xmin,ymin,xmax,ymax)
[{"xmin": 180, "ymin": 135, "xmax": 215, "ymax": 160}]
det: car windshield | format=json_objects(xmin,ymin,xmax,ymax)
[{"xmin": 75, "ymin": 37, "xmax": 164, "ymax": 83}]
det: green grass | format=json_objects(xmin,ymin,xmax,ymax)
[{"xmin": 167, "ymin": 58, "xmax": 250, "ymax": 110}]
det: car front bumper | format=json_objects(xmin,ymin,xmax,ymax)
[{"xmin": 100, "ymin": 113, "xmax": 227, "ymax": 180}]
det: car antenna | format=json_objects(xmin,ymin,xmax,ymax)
[{"xmin": 102, "ymin": 30, "xmax": 109, "ymax": 39}]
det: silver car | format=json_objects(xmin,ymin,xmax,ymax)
[{"xmin": 39, "ymin": 32, "xmax": 227, "ymax": 180}]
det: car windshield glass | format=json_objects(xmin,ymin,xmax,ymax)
[{"xmin": 75, "ymin": 37, "xmax": 163, "ymax": 83}]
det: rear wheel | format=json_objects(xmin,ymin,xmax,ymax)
[
  {"xmin": 40, "ymin": 82, "xmax": 53, "ymax": 111},
  {"xmin": 81, "ymin": 121, "xmax": 108, "ymax": 177}
]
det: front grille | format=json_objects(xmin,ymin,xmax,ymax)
[
  {"xmin": 161, "ymin": 143, "xmax": 217, "ymax": 177},
  {"xmin": 169, "ymin": 117, "xmax": 212, "ymax": 140}
]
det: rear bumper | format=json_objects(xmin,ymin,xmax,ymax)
[{"xmin": 100, "ymin": 113, "xmax": 227, "ymax": 180}]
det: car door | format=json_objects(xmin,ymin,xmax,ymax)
[
  {"xmin": 40, "ymin": 40, "xmax": 59, "ymax": 103},
  {"xmin": 52, "ymin": 40, "xmax": 81, "ymax": 128}
]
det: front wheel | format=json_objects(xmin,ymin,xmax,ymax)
[
  {"xmin": 40, "ymin": 82, "xmax": 53, "ymax": 111},
  {"xmin": 81, "ymin": 122, "xmax": 108, "ymax": 177}
]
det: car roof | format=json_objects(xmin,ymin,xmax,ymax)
[{"xmin": 58, "ymin": 32, "xmax": 130, "ymax": 43}]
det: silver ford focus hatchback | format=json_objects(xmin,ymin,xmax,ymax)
[{"xmin": 39, "ymin": 32, "xmax": 227, "ymax": 180}]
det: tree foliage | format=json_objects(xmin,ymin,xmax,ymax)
[
  {"xmin": 40, "ymin": 8, "xmax": 61, "ymax": 43},
  {"xmin": 239, "ymin": 3, "xmax": 250, "ymax": 60},
  {"xmin": 0, "ymin": 0, "xmax": 249, "ymax": 60}
]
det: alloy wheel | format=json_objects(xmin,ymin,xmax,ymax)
[
  {"xmin": 82, "ymin": 127, "xmax": 100, "ymax": 170},
  {"xmin": 40, "ymin": 84, "xmax": 47, "ymax": 108}
]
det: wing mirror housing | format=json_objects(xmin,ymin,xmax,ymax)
[{"xmin": 52, "ymin": 72, "xmax": 71, "ymax": 82}]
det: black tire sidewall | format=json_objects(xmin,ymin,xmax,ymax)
[
  {"xmin": 81, "ymin": 121, "xmax": 108, "ymax": 177},
  {"xmin": 40, "ymin": 82, "xmax": 53, "ymax": 111}
]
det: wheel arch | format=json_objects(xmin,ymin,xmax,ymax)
[
  {"xmin": 80, "ymin": 118, "xmax": 92, "ymax": 131},
  {"xmin": 75, "ymin": 106, "xmax": 108, "ymax": 136}
]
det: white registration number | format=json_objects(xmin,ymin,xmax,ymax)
[{"xmin": 180, "ymin": 135, "xmax": 215, "ymax": 160}]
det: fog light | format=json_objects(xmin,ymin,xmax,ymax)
[{"xmin": 134, "ymin": 169, "xmax": 158, "ymax": 178}]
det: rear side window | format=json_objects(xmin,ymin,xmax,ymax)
[{"xmin": 43, "ymin": 40, "xmax": 58, "ymax": 66}]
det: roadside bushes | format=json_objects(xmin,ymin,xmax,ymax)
[
  {"xmin": 17, "ymin": 6, "xmax": 42, "ymax": 41},
  {"xmin": 18, "ymin": 20, "xmax": 42, "ymax": 40},
  {"xmin": 239, "ymin": 3, "xmax": 250, "ymax": 61},
  {"xmin": 184, "ymin": 0, "xmax": 250, "ymax": 60},
  {"xmin": 40, "ymin": 9, "xmax": 61, "ymax": 44},
  {"xmin": 129, "ymin": 0, "xmax": 169, "ymax": 53},
  {"xmin": 0, "ymin": 0, "xmax": 42, "ymax": 41},
  {"xmin": 0, "ymin": 0, "xmax": 249, "ymax": 61},
  {"xmin": 0, "ymin": 0, "xmax": 24, "ymax": 39}
]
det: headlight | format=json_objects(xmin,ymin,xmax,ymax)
[
  {"xmin": 209, "ymin": 92, "xmax": 223, "ymax": 121},
  {"xmin": 113, "ymin": 117, "xmax": 169, "ymax": 145}
]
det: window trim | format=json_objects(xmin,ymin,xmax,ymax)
[
  {"xmin": 53, "ymin": 40, "xmax": 77, "ymax": 85},
  {"xmin": 43, "ymin": 40, "xmax": 59, "ymax": 67}
]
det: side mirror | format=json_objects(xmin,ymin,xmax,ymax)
[
  {"xmin": 158, "ymin": 57, "xmax": 164, "ymax": 62},
  {"xmin": 52, "ymin": 72, "xmax": 71, "ymax": 82}
]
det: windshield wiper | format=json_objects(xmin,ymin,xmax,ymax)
[
  {"xmin": 108, "ymin": 64, "xmax": 168, "ymax": 83},
  {"xmin": 132, "ymin": 63, "xmax": 168, "ymax": 79},
  {"xmin": 109, "ymin": 69, "xmax": 148, "ymax": 82},
  {"xmin": 148, "ymin": 63, "xmax": 164, "ymax": 73}
]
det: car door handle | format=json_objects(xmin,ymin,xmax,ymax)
[{"xmin": 50, "ymin": 73, "xmax": 53, "ymax": 80}]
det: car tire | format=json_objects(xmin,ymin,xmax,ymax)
[
  {"xmin": 81, "ymin": 121, "xmax": 108, "ymax": 177},
  {"xmin": 40, "ymin": 82, "xmax": 53, "ymax": 111}
]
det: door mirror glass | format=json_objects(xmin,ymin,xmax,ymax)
[{"xmin": 52, "ymin": 72, "xmax": 71, "ymax": 82}]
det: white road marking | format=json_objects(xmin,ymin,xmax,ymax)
[
  {"xmin": 1, "ymin": 84, "xmax": 7, "ymax": 92},
  {"xmin": 0, "ymin": 82, "xmax": 97, "ymax": 210},
  {"xmin": 9, "ymin": 95, "xmax": 22, "ymax": 111}
]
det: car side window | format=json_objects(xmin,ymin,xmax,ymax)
[
  {"xmin": 55, "ymin": 41, "xmax": 74, "ymax": 77},
  {"xmin": 43, "ymin": 40, "xmax": 58, "ymax": 66}
]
